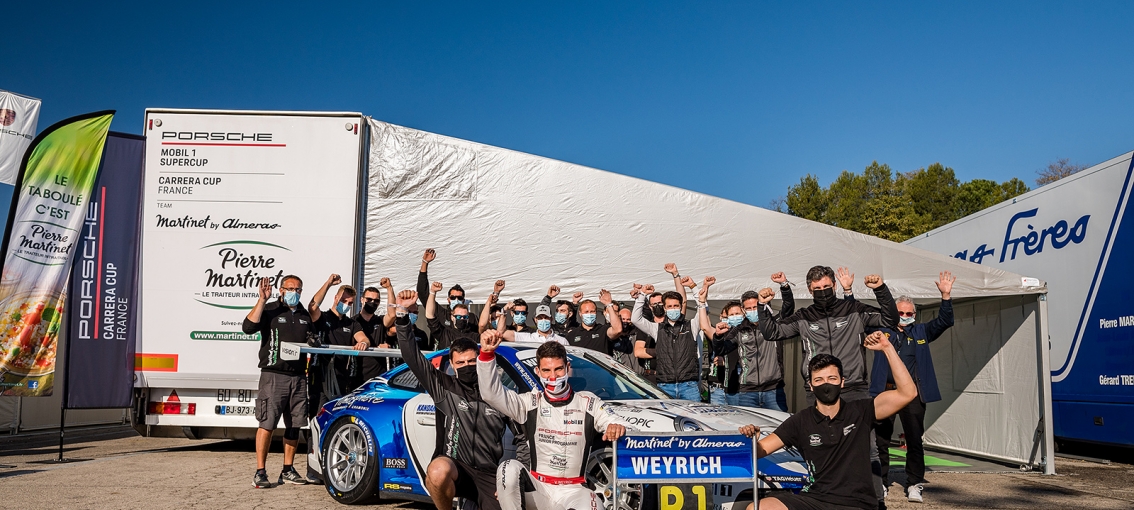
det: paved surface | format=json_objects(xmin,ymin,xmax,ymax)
[{"xmin": 2, "ymin": 426, "xmax": 1133, "ymax": 509}]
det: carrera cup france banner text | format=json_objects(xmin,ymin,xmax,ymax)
[{"xmin": 616, "ymin": 433, "xmax": 755, "ymax": 482}]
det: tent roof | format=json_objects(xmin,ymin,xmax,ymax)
[{"xmin": 362, "ymin": 119, "xmax": 1043, "ymax": 303}]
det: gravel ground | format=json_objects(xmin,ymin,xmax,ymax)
[{"xmin": 2, "ymin": 426, "xmax": 1132, "ymax": 510}]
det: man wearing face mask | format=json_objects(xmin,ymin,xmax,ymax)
[
  {"xmin": 498, "ymin": 304, "xmax": 568, "ymax": 345},
  {"xmin": 758, "ymin": 266, "xmax": 898, "ymax": 508},
  {"xmin": 478, "ymin": 333, "xmax": 628, "ymax": 510},
  {"xmin": 539, "ymin": 285, "xmax": 581, "ymax": 335},
  {"xmin": 417, "ymin": 248, "xmax": 478, "ymax": 331},
  {"xmin": 700, "ymin": 275, "xmax": 794, "ymax": 411},
  {"xmin": 243, "ymin": 275, "xmax": 313, "ymax": 488},
  {"xmin": 353, "ymin": 280, "xmax": 403, "ymax": 381},
  {"xmin": 563, "ymin": 290, "xmax": 624, "ymax": 354},
  {"xmin": 737, "ymin": 331, "xmax": 917, "ymax": 510},
  {"xmin": 478, "ymin": 280, "xmax": 508, "ymax": 333},
  {"xmin": 632, "ymin": 283, "xmax": 702, "ymax": 401},
  {"xmin": 393, "ymin": 290, "xmax": 507, "ymax": 510},
  {"xmin": 427, "ymin": 281, "xmax": 480, "ymax": 350},
  {"xmin": 867, "ymin": 272, "xmax": 955, "ymax": 504},
  {"xmin": 308, "ymin": 275, "xmax": 370, "ymax": 411}
]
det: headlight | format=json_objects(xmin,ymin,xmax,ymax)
[{"xmin": 674, "ymin": 417, "xmax": 703, "ymax": 432}]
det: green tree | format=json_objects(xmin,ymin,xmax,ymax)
[{"xmin": 782, "ymin": 162, "xmax": 1030, "ymax": 242}]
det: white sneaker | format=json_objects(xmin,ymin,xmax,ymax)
[{"xmin": 907, "ymin": 484, "xmax": 924, "ymax": 503}]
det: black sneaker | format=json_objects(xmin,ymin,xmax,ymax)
[
  {"xmin": 253, "ymin": 470, "xmax": 272, "ymax": 488},
  {"xmin": 279, "ymin": 467, "xmax": 308, "ymax": 485}
]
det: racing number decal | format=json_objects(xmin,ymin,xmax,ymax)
[{"xmin": 658, "ymin": 484, "xmax": 713, "ymax": 510}]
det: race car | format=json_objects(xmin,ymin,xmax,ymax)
[{"xmin": 310, "ymin": 342, "xmax": 809, "ymax": 509}]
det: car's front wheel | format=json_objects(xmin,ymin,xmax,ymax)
[{"xmin": 322, "ymin": 417, "xmax": 379, "ymax": 504}]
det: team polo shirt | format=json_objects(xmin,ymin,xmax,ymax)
[
  {"xmin": 771, "ymin": 398, "xmax": 877, "ymax": 509},
  {"xmin": 564, "ymin": 323, "xmax": 614, "ymax": 355}
]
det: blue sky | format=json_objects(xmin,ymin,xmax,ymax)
[{"xmin": 6, "ymin": 1, "xmax": 1134, "ymax": 209}]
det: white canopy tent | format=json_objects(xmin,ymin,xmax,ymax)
[{"xmin": 360, "ymin": 119, "xmax": 1054, "ymax": 473}]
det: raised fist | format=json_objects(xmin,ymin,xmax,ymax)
[
  {"xmin": 328, "ymin": 274, "xmax": 342, "ymax": 286},
  {"xmin": 599, "ymin": 289, "xmax": 613, "ymax": 305},
  {"xmin": 572, "ymin": 291, "xmax": 584, "ymax": 303},
  {"xmin": 864, "ymin": 331, "xmax": 890, "ymax": 351},
  {"xmin": 480, "ymin": 330, "xmax": 504, "ymax": 353},
  {"xmin": 757, "ymin": 287, "xmax": 776, "ymax": 304},
  {"xmin": 430, "ymin": 281, "xmax": 443, "ymax": 293},
  {"xmin": 771, "ymin": 272, "xmax": 787, "ymax": 285},
  {"xmin": 396, "ymin": 290, "xmax": 417, "ymax": 308},
  {"xmin": 715, "ymin": 321, "xmax": 730, "ymax": 336},
  {"xmin": 680, "ymin": 276, "xmax": 696, "ymax": 289},
  {"xmin": 630, "ymin": 284, "xmax": 643, "ymax": 299},
  {"xmin": 422, "ymin": 248, "xmax": 436, "ymax": 263},
  {"xmin": 494, "ymin": 280, "xmax": 506, "ymax": 293},
  {"xmin": 664, "ymin": 263, "xmax": 679, "ymax": 276},
  {"xmin": 643, "ymin": 284, "xmax": 655, "ymax": 294},
  {"xmin": 379, "ymin": 277, "xmax": 391, "ymax": 288},
  {"xmin": 864, "ymin": 274, "xmax": 883, "ymax": 289},
  {"xmin": 703, "ymin": 276, "xmax": 717, "ymax": 287},
  {"xmin": 547, "ymin": 285, "xmax": 561, "ymax": 298}
]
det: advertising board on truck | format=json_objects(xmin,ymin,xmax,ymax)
[
  {"xmin": 134, "ymin": 109, "xmax": 364, "ymax": 438},
  {"xmin": 907, "ymin": 152, "xmax": 1134, "ymax": 446}
]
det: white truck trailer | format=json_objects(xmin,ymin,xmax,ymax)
[{"xmin": 132, "ymin": 109, "xmax": 365, "ymax": 439}]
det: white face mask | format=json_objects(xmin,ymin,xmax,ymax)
[
  {"xmin": 541, "ymin": 375, "xmax": 569, "ymax": 397},
  {"xmin": 899, "ymin": 316, "xmax": 916, "ymax": 326}
]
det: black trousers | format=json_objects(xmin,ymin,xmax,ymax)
[{"xmin": 876, "ymin": 395, "xmax": 927, "ymax": 485}]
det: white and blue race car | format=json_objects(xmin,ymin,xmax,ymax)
[{"xmin": 310, "ymin": 343, "xmax": 809, "ymax": 509}]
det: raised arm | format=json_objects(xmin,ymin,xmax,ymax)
[
  {"xmin": 308, "ymin": 273, "xmax": 340, "ymax": 323},
  {"xmin": 479, "ymin": 291, "xmax": 500, "ymax": 334},
  {"xmin": 243, "ymin": 277, "xmax": 272, "ymax": 332},
  {"xmin": 868, "ymin": 331, "xmax": 918, "ymax": 419},
  {"xmin": 926, "ymin": 271, "xmax": 956, "ymax": 341},
  {"xmin": 756, "ymin": 283, "xmax": 801, "ymax": 341},
  {"xmin": 425, "ymin": 281, "xmax": 441, "ymax": 320},
  {"xmin": 771, "ymin": 272, "xmax": 796, "ymax": 318},
  {"xmin": 630, "ymin": 290, "xmax": 659, "ymax": 340},
  {"xmin": 477, "ymin": 330, "xmax": 533, "ymax": 423},
  {"xmin": 416, "ymin": 249, "xmax": 435, "ymax": 309},
  {"xmin": 394, "ymin": 291, "xmax": 445, "ymax": 399},
  {"xmin": 696, "ymin": 277, "xmax": 716, "ymax": 339},
  {"xmin": 664, "ymin": 263, "xmax": 687, "ymax": 315},
  {"xmin": 380, "ymin": 276, "xmax": 397, "ymax": 327},
  {"xmin": 599, "ymin": 290, "xmax": 623, "ymax": 339},
  {"xmin": 864, "ymin": 274, "xmax": 899, "ymax": 328}
]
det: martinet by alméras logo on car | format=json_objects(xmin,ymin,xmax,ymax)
[{"xmin": 0, "ymin": 109, "xmax": 16, "ymax": 126}]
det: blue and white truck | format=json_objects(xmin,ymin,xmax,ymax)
[{"xmin": 907, "ymin": 152, "xmax": 1134, "ymax": 447}]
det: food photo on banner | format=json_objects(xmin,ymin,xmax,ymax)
[
  {"xmin": 0, "ymin": 110, "xmax": 114, "ymax": 397},
  {"xmin": 64, "ymin": 132, "xmax": 143, "ymax": 408}
]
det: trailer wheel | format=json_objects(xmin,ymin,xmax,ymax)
[{"xmin": 322, "ymin": 417, "xmax": 379, "ymax": 504}]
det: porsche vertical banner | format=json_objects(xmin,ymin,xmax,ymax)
[
  {"xmin": 64, "ymin": 132, "xmax": 143, "ymax": 408},
  {"xmin": 0, "ymin": 111, "xmax": 114, "ymax": 397},
  {"xmin": 0, "ymin": 90, "xmax": 41, "ymax": 185}
]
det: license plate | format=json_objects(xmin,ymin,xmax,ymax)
[{"xmin": 216, "ymin": 405, "xmax": 254, "ymax": 416}]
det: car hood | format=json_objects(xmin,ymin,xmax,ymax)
[{"xmin": 605, "ymin": 399, "xmax": 790, "ymax": 433}]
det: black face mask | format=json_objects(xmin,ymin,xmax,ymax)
[
  {"xmin": 456, "ymin": 364, "xmax": 478, "ymax": 384},
  {"xmin": 650, "ymin": 304, "xmax": 665, "ymax": 317},
  {"xmin": 813, "ymin": 382, "xmax": 841, "ymax": 405},
  {"xmin": 812, "ymin": 287, "xmax": 837, "ymax": 309},
  {"xmin": 621, "ymin": 321, "xmax": 632, "ymax": 330},
  {"xmin": 454, "ymin": 318, "xmax": 469, "ymax": 330},
  {"xmin": 362, "ymin": 301, "xmax": 379, "ymax": 314}
]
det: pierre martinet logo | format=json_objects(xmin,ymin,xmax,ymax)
[{"xmin": 0, "ymin": 109, "xmax": 16, "ymax": 127}]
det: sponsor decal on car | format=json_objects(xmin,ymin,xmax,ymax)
[
  {"xmin": 383, "ymin": 458, "xmax": 408, "ymax": 469},
  {"xmin": 383, "ymin": 483, "xmax": 413, "ymax": 492}
]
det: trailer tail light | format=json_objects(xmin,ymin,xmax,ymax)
[{"xmin": 148, "ymin": 401, "xmax": 196, "ymax": 415}]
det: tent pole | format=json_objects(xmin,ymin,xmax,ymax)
[{"xmin": 1036, "ymin": 293, "xmax": 1055, "ymax": 475}]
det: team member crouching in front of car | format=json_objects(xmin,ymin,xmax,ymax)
[
  {"xmin": 738, "ymin": 331, "xmax": 917, "ymax": 510},
  {"xmin": 392, "ymin": 290, "xmax": 507, "ymax": 510},
  {"xmin": 477, "ymin": 331, "xmax": 628, "ymax": 510}
]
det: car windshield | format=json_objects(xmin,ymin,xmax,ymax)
[{"xmin": 515, "ymin": 349, "xmax": 669, "ymax": 400}]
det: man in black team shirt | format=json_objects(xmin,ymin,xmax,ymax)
[
  {"xmin": 739, "ymin": 332, "xmax": 917, "ymax": 510},
  {"xmin": 243, "ymin": 275, "xmax": 314, "ymax": 489},
  {"xmin": 427, "ymin": 280, "xmax": 480, "ymax": 350},
  {"xmin": 417, "ymin": 248, "xmax": 477, "ymax": 340},
  {"xmin": 308, "ymin": 274, "xmax": 371, "ymax": 403},
  {"xmin": 393, "ymin": 290, "xmax": 507, "ymax": 510},
  {"xmin": 563, "ymin": 289, "xmax": 623, "ymax": 354},
  {"xmin": 351, "ymin": 280, "xmax": 396, "ymax": 382}
]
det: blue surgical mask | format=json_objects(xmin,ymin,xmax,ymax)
[
  {"xmin": 727, "ymin": 314, "xmax": 744, "ymax": 327},
  {"xmin": 899, "ymin": 316, "xmax": 916, "ymax": 326},
  {"xmin": 537, "ymin": 319, "xmax": 552, "ymax": 332},
  {"xmin": 336, "ymin": 302, "xmax": 351, "ymax": 315},
  {"xmin": 491, "ymin": 320, "xmax": 498, "ymax": 329},
  {"xmin": 744, "ymin": 310, "xmax": 759, "ymax": 323},
  {"xmin": 554, "ymin": 312, "xmax": 567, "ymax": 324},
  {"xmin": 665, "ymin": 309, "xmax": 682, "ymax": 321},
  {"xmin": 408, "ymin": 312, "xmax": 418, "ymax": 324},
  {"xmin": 449, "ymin": 298, "xmax": 463, "ymax": 309},
  {"xmin": 513, "ymin": 313, "xmax": 527, "ymax": 324},
  {"xmin": 581, "ymin": 313, "xmax": 597, "ymax": 326},
  {"xmin": 283, "ymin": 291, "xmax": 300, "ymax": 307}
]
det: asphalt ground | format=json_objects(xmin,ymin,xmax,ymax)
[{"xmin": 2, "ymin": 426, "xmax": 1133, "ymax": 509}]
